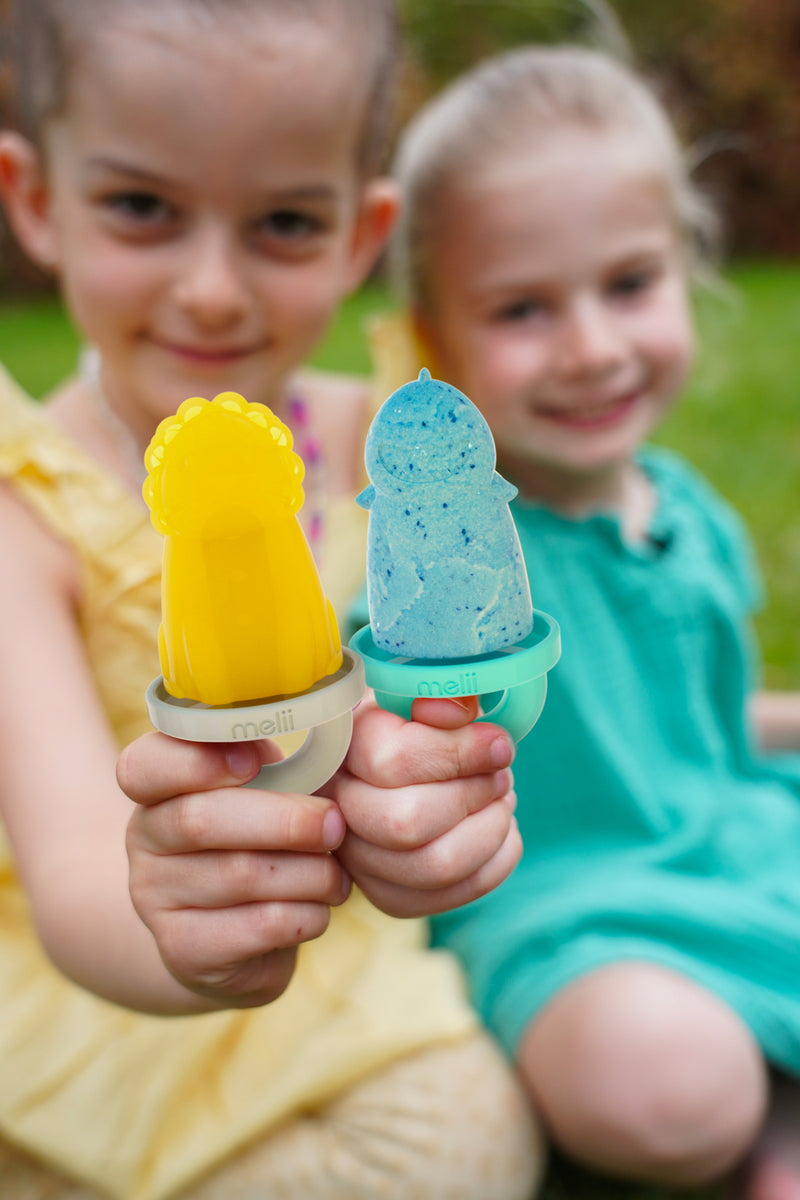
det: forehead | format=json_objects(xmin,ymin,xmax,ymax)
[
  {"xmin": 430, "ymin": 130, "xmax": 678, "ymax": 287},
  {"xmin": 50, "ymin": 9, "xmax": 369, "ymax": 181}
]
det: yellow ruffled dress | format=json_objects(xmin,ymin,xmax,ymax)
[{"xmin": 0, "ymin": 363, "xmax": 475, "ymax": 1200}]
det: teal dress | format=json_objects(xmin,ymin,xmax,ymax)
[{"xmin": 430, "ymin": 447, "xmax": 800, "ymax": 1074}]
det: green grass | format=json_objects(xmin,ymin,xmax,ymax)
[
  {"xmin": 0, "ymin": 268, "xmax": 796, "ymax": 1199},
  {"xmin": 2, "ymin": 264, "xmax": 797, "ymax": 693},
  {"xmin": 655, "ymin": 262, "xmax": 800, "ymax": 689},
  {"xmin": 0, "ymin": 294, "xmax": 85, "ymax": 398}
]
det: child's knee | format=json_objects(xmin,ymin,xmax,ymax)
[{"xmin": 519, "ymin": 962, "xmax": 767, "ymax": 1185}]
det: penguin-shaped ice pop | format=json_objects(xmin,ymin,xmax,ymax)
[{"xmin": 357, "ymin": 369, "xmax": 533, "ymax": 659}]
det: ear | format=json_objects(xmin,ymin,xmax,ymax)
[
  {"xmin": 344, "ymin": 176, "xmax": 400, "ymax": 293},
  {"xmin": 0, "ymin": 132, "xmax": 60, "ymax": 272}
]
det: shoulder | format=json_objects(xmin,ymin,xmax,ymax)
[
  {"xmin": 642, "ymin": 445, "xmax": 762, "ymax": 605},
  {"xmin": 643, "ymin": 445, "xmax": 750, "ymax": 543},
  {"xmin": 0, "ymin": 481, "xmax": 80, "ymax": 605},
  {"xmin": 0, "ymin": 365, "xmax": 82, "ymax": 476},
  {"xmin": 641, "ymin": 444, "xmax": 721, "ymax": 502},
  {"xmin": 296, "ymin": 364, "xmax": 374, "ymax": 417},
  {"xmin": 0, "ymin": 361, "xmax": 45, "ymax": 438},
  {"xmin": 0, "ymin": 366, "xmax": 81, "ymax": 598}
]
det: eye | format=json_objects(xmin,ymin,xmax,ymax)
[
  {"xmin": 607, "ymin": 267, "xmax": 659, "ymax": 298},
  {"xmin": 495, "ymin": 297, "xmax": 547, "ymax": 323},
  {"xmin": 104, "ymin": 191, "xmax": 172, "ymax": 224},
  {"xmin": 259, "ymin": 209, "xmax": 324, "ymax": 240}
]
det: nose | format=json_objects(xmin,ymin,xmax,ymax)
[
  {"xmin": 173, "ymin": 224, "xmax": 250, "ymax": 329},
  {"xmin": 555, "ymin": 296, "xmax": 626, "ymax": 379}
]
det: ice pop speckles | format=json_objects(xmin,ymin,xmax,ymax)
[{"xmin": 358, "ymin": 369, "xmax": 533, "ymax": 659}]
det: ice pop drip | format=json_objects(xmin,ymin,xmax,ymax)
[
  {"xmin": 358, "ymin": 369, "xmax": 533, "ymax": 659},
  {"xmin": 144, "ymin": 391, "xmax": 342, "ymax": 707},
  {"xmin": 350, "ymin": 371, "xmax": 560, "ymax": 744}
]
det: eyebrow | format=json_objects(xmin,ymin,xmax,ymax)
[
  {"xmin": 83, "ymin": 156, "xmax": 168, "ymax": 184},
  {"xmin": 82, "ymin": 156, "xmax": 341, "ymax": 203}
]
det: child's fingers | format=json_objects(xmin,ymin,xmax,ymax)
[
  {"xmin": 343, "ymin": 814, "xmax": 522, "ymax": 919},
  {"xmin": 152, "ymin": 903, "xmax": 336, "ymax": 1006},
  {"xmin": 117, "ymin": 732, "xmax": 283, "ymax": 805},
  {"xmin": 127, "ymin": 788, "xmax": 345, "ymax": 856},
  {"xmin": 345, "ymin": 700, "xmax": 515, "ymax": 789},
  {"xmin": 329, "ymin": 766, "xmax": 514, "ymax": 849},
  {"xmin": 337, "ymin": 794, "xmax": 516, "ymax": 890},
  {"xmin": 132, "ymin": 848, "xmax": 351, "ymax": 911},
  {"xmin": 183, "ymin": 943, "xmax": 299, "ymax": 1009}
]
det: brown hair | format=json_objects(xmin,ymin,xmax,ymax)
[{"xmin": 9, "ymin": 0, "xmax": 399, "ymax": 174}]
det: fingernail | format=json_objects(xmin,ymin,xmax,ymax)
[
  {"xmin": 336, "ymin": 867, "xmax": 352, "ymax": 904},
  {"xmin": 323, "ymin": 806, "xmax": 345, "ymax": 850},
  {"xmin": 226, "ymin": 744, "xmax": 258, "ymax": 779},
  {"xmin": 505, "ymin": 790, "xmax": 518, "ymax": 814},
  {"xmin": 490, "ymin": 735, "xmax": 515, "ymax": 768}
]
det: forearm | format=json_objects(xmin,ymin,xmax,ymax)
[
  {"xmin": 750, "ymin": 689, "xmax": 800, "ymax": 753},
  {"xmin": 28, "ymin": 848, "xmax": 220, "ymax": 1014}
]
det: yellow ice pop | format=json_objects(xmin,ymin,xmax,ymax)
[{"xmin": 143, "ymin": 391, "xmax": 342, "ymax": 707}]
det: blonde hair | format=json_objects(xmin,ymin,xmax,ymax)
[{"xmin": 392, "ymin": 43, "xmax": 720, "ymax": 306}]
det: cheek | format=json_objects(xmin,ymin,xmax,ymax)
[
  {"xmin": 60, "ymin": 241, "xmax": 160, "ymax": 321},
  {"xmin": 434, "ymin": 321, "xmax": 523, "ymax": 394},
  {"xmin": 644, "ymin": 290, "xmax": 696, "ymax": 383},
  {"xmin": 265, "ymin": 259, "xmax": 343, "ymax": 329},
  {"xmin": 650, "ymin": 321, "xmax": 695, "ymax": 391},
  {"xmin": 471, "ymin": 329, "xmax": 548, "ymax": 394}
]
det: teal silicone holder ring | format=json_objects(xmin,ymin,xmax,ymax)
[{"xmin": 349, "ymin": 610, "xmax": 560, "ymax": 744}]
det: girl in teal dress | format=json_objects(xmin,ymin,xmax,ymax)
[{"xmin": 385, "ymin": 42, "xmax": 800, "ymax": 1200}]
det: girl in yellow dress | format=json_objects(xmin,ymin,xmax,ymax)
[{"xmin": 0, "ymin": 2, "xmax": 541, "ymax": 1197}]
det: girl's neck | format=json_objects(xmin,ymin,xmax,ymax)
[
  {"xmin": 43, "ymin": 350, "xmax": 326, "ymax": 554},
  {"xmin": 64, "ymin": 347, "xmax": 298, "ymax": 500},
  {"xmin": 82, "ymin": 348, "xmax": 150, "ymax": 496},
  {"xmin": 43, "ymin": 370, "xmax": 147, "ymax": 503},
  {"xmin": 502, "ymin": 453, "xmax": 656, "ymax": 543}
]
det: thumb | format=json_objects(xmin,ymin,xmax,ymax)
[
  {"xmin": 409, "ymin": 694, "xmax": 480, "ymax": 730},
  {"xmin": 117, "ymin": 732, "xmax": 283, "ymax": 806}
]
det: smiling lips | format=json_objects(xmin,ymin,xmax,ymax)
[
  {"xmin": 536, "ymin": 389, "xmax": 641, "ymax": 430},
  {"xmin": 154, "ymin": 339, "xmax": 265, "ymax": 366}
]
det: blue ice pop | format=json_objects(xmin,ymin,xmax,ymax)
[{"xmin": 357, "ymin": 369, "xmax": 533, "ymax": 660}]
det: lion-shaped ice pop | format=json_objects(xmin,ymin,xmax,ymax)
[{"xmin": 144, "ymin": 391, "xmax": 342, "ymax": 707}]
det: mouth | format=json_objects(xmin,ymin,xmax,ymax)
[
  {"xmin": 536, "ymin": 389, "xmax": 641, "ymax": 430},
  {"xmin": 152, "ymin": 339, "xmax": 266, "ymax": 367},
  {"xmin": 377, "ymin": 441, "xmax": 466, "ymax": 481}
]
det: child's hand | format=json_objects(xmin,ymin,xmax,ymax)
[
  {"xmin": 119, "ymin": 733, "xmax": 351, "ymax": 1009},
  {"xmin": 324, "ymin": 695, "xmax": 521, "ymax": 918}
]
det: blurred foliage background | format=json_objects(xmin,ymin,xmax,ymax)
[
  {"xmin": 397, "ymin": 0, "xmax": 800, "ymax": 258},
  {"xmin": 1, "ymin": 0, "xmax": 800, "ymax": 289}
]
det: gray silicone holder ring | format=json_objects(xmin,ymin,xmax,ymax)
[{"xmin": 145, "ymin": 648, "xmax": 365, "ymax": 793}]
